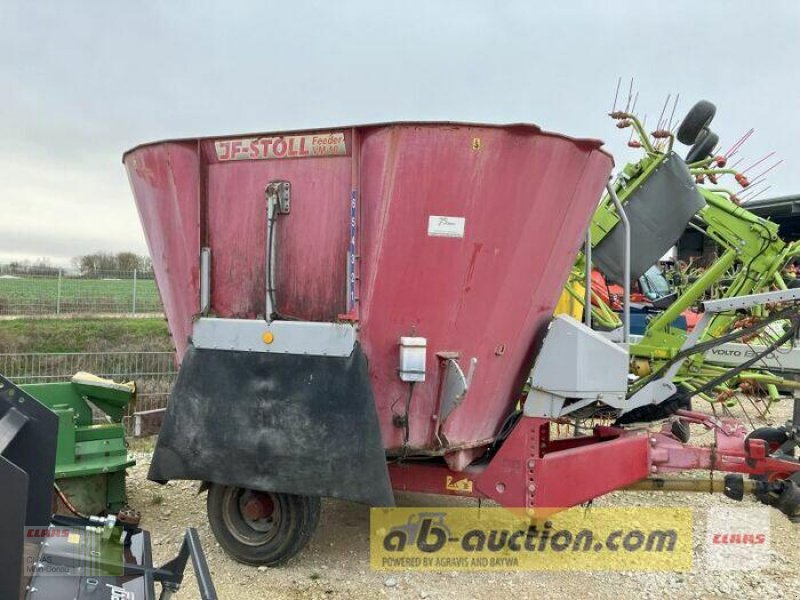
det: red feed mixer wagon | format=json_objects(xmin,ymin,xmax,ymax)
[{"xmin": 124, "ymin": 121, "xmax": 800, "ymax": 566}]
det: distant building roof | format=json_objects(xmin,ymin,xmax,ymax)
[{"xmin": 746, "ymin": 194, "xmax": 800, "ymax": 240}]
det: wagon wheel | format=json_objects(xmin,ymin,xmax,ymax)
[
  {"xmin": 671, "ymin": 419, "xmax": 691, "ymax": 443},
  {"xmin": 685, "ymin": 130, "xmax": 719, "ymax": 164},
  {"xmin": 677, "ymin": 100, "xmax": 717, "ymax": 145},
  {"xmin": 746, "ymin": 427, "xmax": 792, "ymax": 455},
  {"xmin": 207, "ymin": 485, "xmax": 320, "ymax": 566},
  {"xmin": 746, "ymin": 427, "xmax": 797, "ymax": 482}
]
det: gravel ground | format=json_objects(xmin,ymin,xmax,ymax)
[{"xmin": 129, "ymin": 400, "xmax": 800, "ymax": 600}]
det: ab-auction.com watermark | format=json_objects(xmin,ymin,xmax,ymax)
[
  {"xmin": 372, "ymin": 506, "xmax": 773, "ymax": 572},
  {"xmin": 371, "ymin": 507, "xmax": 693, "ymax": 571}
]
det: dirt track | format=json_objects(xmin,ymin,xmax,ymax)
[{"xmin": 129, "ymin": 401, "xmax": 800, "ymax": 600}]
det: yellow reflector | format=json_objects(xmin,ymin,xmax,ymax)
[{"xmin": 262, "ymin": 332, "xmax": 274, "ymax": 344}]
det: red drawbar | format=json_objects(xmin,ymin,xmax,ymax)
[
  {"xmin": 388, "ymin": 415, "xmax": 800, "ymax": 511},
  {"xmin": 474, "ymin": 418, "xmax": 650, "ymax": 509}
]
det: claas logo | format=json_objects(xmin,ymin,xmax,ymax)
[{"xmin": 26, "ymin": 527, "xmax": 70, "ymax": 538}]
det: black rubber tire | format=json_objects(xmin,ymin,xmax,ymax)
[
  {"xmin": 677, "ymin": 100, "xmax": 717, "ymax": 145},
  {"xmin": 747, "ymin": 427, "xmax": 795, "ymax": 483},
  {"xmin": 685, "ymin": 130, "xmax": 719, "ymax": 164},
  {"xmin": 207, "ymin": 484, "xmax": 320, "ymax": 567},
  {"xmin": 671, "ymin": 419, "xmax": 691, "ymax": 443},
  {"xmin": 746, "ymin": 427, "xmax": 790, "ymax": 454},
  {"xmin": 615, "ymin": 386, "xmax": 692, "ymax": 425}
]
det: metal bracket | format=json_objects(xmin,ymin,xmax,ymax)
[
  {"xmin": 606, "ymin": 181, "xmax": 631, "ymax": 343},
  {"xmin": 434, "ymin": 355, "xmax": 477, "ymax": 446},
  {"xmin": 266, "ymin": 180, "xmax": 291, "ymax": 215},
  {"xmin": 439, "ymin": 355, "xmax": 477, "ymax": 422},
  {"xmin": 157, "ymin": 528, "xmax": 218, "ymax": 600}
]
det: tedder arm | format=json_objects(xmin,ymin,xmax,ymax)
[{"xmin": 565, "ymin": 99, "xmax": 800, "ymax": 420}]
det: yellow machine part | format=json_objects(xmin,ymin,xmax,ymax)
[
  {"xmin": 554, "ymin": 282, "xmax": 585, "ymax": 321},
  {"xmin": 631, "ymin": 358, "xmax": 652, "ymax": 377}
]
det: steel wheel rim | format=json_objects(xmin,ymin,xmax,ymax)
[{"xmin": 221, "ymin": 487, "xmax": 281, "ymax": 547}]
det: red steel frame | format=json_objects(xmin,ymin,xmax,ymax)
[{"xmin": 388, "ymin": 412, "xmax": 800, "ymax": 509}]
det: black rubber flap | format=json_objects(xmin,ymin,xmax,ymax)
[
  {"xmin": 594, "ymin": 152, "xmax": 704, "ymax": 283},
  {"xmin": 148, "ymin": 344, "xmax": 395, "ymax": 507},
  {"xmin": 0, "ymin": 457, "xmax": 26, "ymax": 600},
  {"xmin": 0, "ymin": 374, "xmax": 58, "ymax": 600}
]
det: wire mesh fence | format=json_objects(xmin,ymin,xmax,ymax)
[
  {"xmin": 0, "ymin": 351, "xmax": 176, "ymax": 435},
  {"xmin": 0, "ymin": 266, "xmax": 163, "ymax": 316}
]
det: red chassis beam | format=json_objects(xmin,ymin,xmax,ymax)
[{"xmin": 387, "ymin": 415, "xmax": 800, "ymax": 509}]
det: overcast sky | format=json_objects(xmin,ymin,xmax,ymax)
[{"xmin": 1, "ymin": 1, "xmax": 798, "ymax": 266}]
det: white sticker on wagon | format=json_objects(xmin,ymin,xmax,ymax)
[
  {"xmin": 215, "ymin": 132, "xmax": 346, "ymax": 161},
  {"xmin": 428, "ymin": 216, "xmax": 466, "ymax": 238}
]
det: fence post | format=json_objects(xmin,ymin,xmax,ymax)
[
  {"xmin": 132, "ymin": 269, "xmax": 137, "ymax": 316},
  {"xmin": 56, "ymin": 269, "xmax": 62, "ymax": 315}
]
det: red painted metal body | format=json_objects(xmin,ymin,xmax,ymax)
[
  {"xmin": 125, "ymin": 123, "xmax": 613, "ymax": 467},
  {"xmin": 125, "ymin": 123, "xmax": 800, "ymax": 514},
  {"xmin": 388, "ymin": 415, "xmax": 800, "ymax": 509}
]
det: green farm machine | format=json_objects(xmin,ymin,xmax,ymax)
[
  {"xmin": 21, "ymin": 372, "xmax": 136, "ymax": 515},
  {"xmin": 569, "ymin": 97, "xmax": 800, "ymax": 433}
]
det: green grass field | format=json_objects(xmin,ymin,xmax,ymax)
[
  {"xmin": 0, "ymin": 317, "xmax": 173, "ymax": 353},
  {"xmin": 0, "ymin": 317, "xmax": 176, "ymax": 419},
  {"xmin": 0, "ymin": 276, "xmax": 162, "ymax": 315}
]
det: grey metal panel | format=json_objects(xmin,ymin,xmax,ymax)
[
  {"xmin": 525, "ymin": 315, "xmax": 629, "ymax": 417},
  {"xmin": 696, "ymin": 288, "xmax": 800, "ymax": 372},
  {"xmin": 702, "ymin": 288, "xmax": 800, "ymax": 313},
  {"xmin": 192, "ymin": 318, "xmax": 356, "ymax": 357},
  {"xmin": 594, "ymin": 153, "xmax": 704, "ymax": 283},
  {"xmin": 706, "ymin": 341, "xmax": 800, "ymax": 373}
]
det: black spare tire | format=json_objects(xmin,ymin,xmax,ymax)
[
  {"xmin": 686, "ymin": 130, "xmax": 719, "ymax": 164},
  {"xmin": 677, "ymin": 100, "xmax": 717, "ymax": 145}
]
